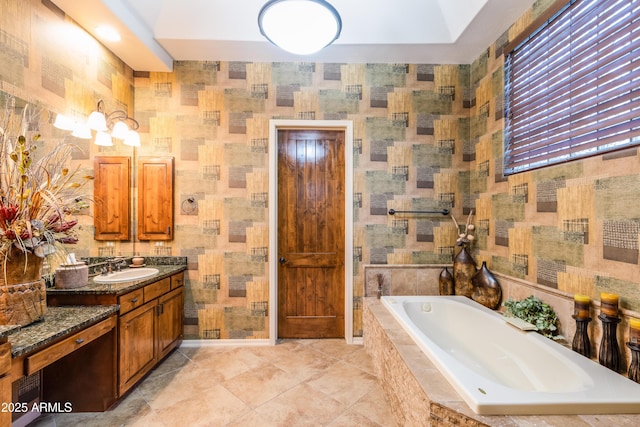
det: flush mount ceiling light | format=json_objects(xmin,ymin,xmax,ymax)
[{"xmin": 258, "ymin": 0, "xmax": 342, "ymax": 55}]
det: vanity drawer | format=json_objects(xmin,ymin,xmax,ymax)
[
  {"xmin": 171, "ymin": 272, "xmax": 184, "ymax": 290},
  {"xmin": 26, "ymin": 315, "xmax": 116, "ymax": 375},
  {"xmin": 119, "ymin": 288, "xmax": 145, "ymax": 314},
  {"xmin": 144, "ymin": 278, "xmax": 170, "ymax": 302},
  {"xmin": 0, "ymin": 342, "xmax": 10, "ymax": 375}
]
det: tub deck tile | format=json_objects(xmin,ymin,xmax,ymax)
[{"xmin": 363, "ymin": 297, "xmax": 640, "ymax": 427}]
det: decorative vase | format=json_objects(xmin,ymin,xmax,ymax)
[
  {"xmin": 453, "ymin": 246, "xmax": 476, "ymax": 298},
  {"xmin": 438, "ymin": 267, "xmax": 454, "ymax": 296},
  {"xmin": 0, "ymin": 247, "xmax": 47, "ymax": 326},
  {"xmin": 471, "ymin": 261, "xmax": 502, "ymax": 309}
]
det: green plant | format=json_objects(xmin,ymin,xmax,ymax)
[{"xmin": 503, "ymin": 295, "xmax": 559, "ymax": 339}]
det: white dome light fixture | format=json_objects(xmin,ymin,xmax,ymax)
[{"xmin": 258, "ymin": 0, "xmax": 342, "ymax": 55}]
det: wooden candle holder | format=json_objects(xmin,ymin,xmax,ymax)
[
  {"xmin": 627, "ymin": 342, "xmax": 640, "ymax": 383},
  {"xmin": 598, "ymin": 314, "xmax": 622, "ymax": 373},
  {"xmin": 572, "ymin": 315, "xmax": 591, "ymax": 358}
]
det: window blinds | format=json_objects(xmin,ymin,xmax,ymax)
[{"xmin": 504, "ymin": 0, "xmax": 640, "ymax": 175}]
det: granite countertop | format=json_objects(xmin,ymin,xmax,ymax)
[
  {"xmin": 8, "ymin": 305, "xmax": 119, "ymax": 357},
  {"xmin": 47, "ymin": 264, "xmax": 187, "ymax": 296},
  {"xmin": 0, "ymin": 325, "xmax": 21, "ymax": 339}
]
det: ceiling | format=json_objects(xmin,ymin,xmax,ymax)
[{"xmin": 50, "ymin": 0, "xmax": 536, "ymax": 72}]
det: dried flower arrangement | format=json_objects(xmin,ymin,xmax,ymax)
[
  {"xmin": 450, "ymin": 209, "xmax": 475, "ymax": 247},
  {"xmin": 0, "ymin": 95, "xmax": 92, "ymax": 278}
]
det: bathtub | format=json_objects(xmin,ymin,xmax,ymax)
[{"xmin": 381, "ymin": 295, "xmax": 640, "ymax": 415}]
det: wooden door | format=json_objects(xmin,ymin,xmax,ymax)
[{"xmin": 277, "ymin": 129, "xmax": 345, "ymax": 338}]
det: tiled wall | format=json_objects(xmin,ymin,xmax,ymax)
[
  {"xmin": 133, "ymin": 61, "xmax": 470, "ymax": 338},
  {"xmin": 0, "ymin": 0, "xmax": 136, "ymax": 260},
  {"xmin": 467, "ymin": 0, "xmax": 640, "ymax": 315},
  {"xmin": 2, "ymin": 0, "xmax": 640, "ymax": 341}
]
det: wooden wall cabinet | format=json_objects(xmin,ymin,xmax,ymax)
[
  {"xmin": 94, "ymin": 156, "xmax": 131, "ymax": 240},
  {"xmin": 138, "ymin": 156, "xmax": 174, "ymax": 241}
]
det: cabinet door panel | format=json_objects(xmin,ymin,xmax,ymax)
[
  {"xmin": 0, "ymin": 375, "xmax": 11, "ymax": 427},
  {"xmin": 94, "ymin": 156, "xmax": 130, "ymax": 240},
  {"xmin": 157, "ymin": 287, "xmax": 184, "ymax": 359},
  {"xmin": 138, "ymin": 157, "xmax": 174, "ymax": 240},
  {"xmin": 118, "ymin": 302, "xmax": 157, "ymax": 395}
]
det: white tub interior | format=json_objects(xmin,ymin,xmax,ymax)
[{"xmin": 381, "ymin": 295, "xmax": 640, "ymax": 415}]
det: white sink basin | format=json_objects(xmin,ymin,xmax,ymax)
[{"xmin": 94, "ymin": 267, "xmax": 159, "ymax": 284}]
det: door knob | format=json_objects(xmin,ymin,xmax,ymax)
[{"xmin": 279, "ymin": 257, "xmax": 286, "ymax": 264}]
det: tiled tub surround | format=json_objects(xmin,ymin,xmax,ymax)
[
  {"xmin": 381, "ymin": 295, "xmax": 640, "ymax": 415},
  {"xmin": 364, "ymin": 298, "xmax": 640, "ymax": 426},
  {"xmin": 364, "ymin": 265, "xmax": 640, "ymax": 373}
]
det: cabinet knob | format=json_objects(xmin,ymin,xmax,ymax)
[
  {"xmin": 131, "ymin": 298, "xmax": 139, "ymax": 303},
  {"xmin": 75, "ymin": 338, "xmax": 85, "ymax": 345}
]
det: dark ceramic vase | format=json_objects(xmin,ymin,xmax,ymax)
[
  {"xmin": 438, "ymin": 267, "xmax": 454, "ymax": 296},
  {"xmin": 453, "ymin": 246, "xmax": 476, "ymax": 298},
  {"xmin": 471, "ymin": 261, "xmax": 502, "ymax": 309}
]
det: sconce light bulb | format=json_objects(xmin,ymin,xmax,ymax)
[
  {"xmin": 123, "ymin": 130, "xmax": 141, "ymax": 147},
  {"xmin": 111, "ymin": 121, "xmax": 130, "ymax": 139},
  {"xmin": 95, "ymin": 131, "xmax": 113, "ymax": 146},
  {"xmin": 53, "ymin": 114, "xmax": 75, "ymax": 131},
  {"xmin": 87, "ymin": 111, "xmax": 108, "ymax": 132},
  {"xmin": 71, "ymin": 123, "xmax": 92, "ymax": 139}
]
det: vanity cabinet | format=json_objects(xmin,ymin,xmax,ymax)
[
  {"xmin": 94, "ymin": 156, "xmax": 131, "ymax": 240},
  {"xmin": 158, "ymin": 287, "xmax": 184, "ymax": 360},
  {"xmin": 0, "ymin": 341, "xmax": 11, "ymax": 427},
  {"xmin": 47, "ymin": 270, "xmax": 185, "ymax": 398},
  {"xmin": 138, "ymin": 156, "xmax": 174, "ymax": 241},
  {"xmin": 117, "ymin": 274, "xmax": 184, "ymax": 395},
  {"xmin": 118, "ymin": 299, "xmax": 158, "ymax": 395}
]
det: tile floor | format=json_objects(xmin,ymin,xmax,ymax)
[{"xmin": 30, "ymin": 340, "xmax": 397, "ymax": 426}]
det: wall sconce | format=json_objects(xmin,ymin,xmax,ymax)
[
  {"xmin": 258, "ymin": 0, "xmax": 342, "ymax": 55},
  {"xmin": 54, "ymin": 99, "xmax": 140, "ymax": 147},
  {"xmin": 87, "ymin": 99, "xmax": 140, "ymax": 147}
]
